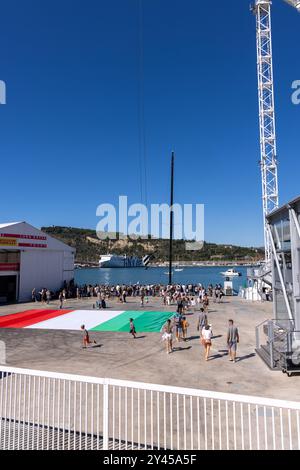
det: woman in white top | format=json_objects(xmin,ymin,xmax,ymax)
[
  {"xmin": 190, "ymin": 297, "xmax": 196, "ymax": 312},
  {"xmin": 201, "ymin": 325, "xmax": 213, "ymax": 361},
  {"xmin": 162, "ymin": 319, "xmax": 173, "ymax": 354}
]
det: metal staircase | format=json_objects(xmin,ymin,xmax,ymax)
[{"xmin": 255, "ymin": 319, "xmax": 300, "ymax": 375}]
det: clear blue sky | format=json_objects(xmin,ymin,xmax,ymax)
[{"xmin": 0, "ymin": 0, "xmax": 299, "ymax": 246}]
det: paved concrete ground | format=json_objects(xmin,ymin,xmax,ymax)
[{"xmin": 0, "ymin": 296, "xmax": 299, "ymax": 402}]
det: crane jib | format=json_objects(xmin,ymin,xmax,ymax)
[{"xmin": 283, "ymin": 0, "xmax": 300, "ymax": 12}]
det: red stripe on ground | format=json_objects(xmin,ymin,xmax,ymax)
[
  {"xmin": 0, "ymin": 309, "xmax": 71, "ymax": 325},
  {"xmin": 0, "ymin": 309, "xmax": 73, "ymax": 329},
  {"xmin": 0, "ymin": 309, "xmax": 42, "ymax": 325}
]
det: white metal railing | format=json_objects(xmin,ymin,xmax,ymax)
[{"xmin": 1, "ymin": 365, "xmax": 300, "ymax": 450}]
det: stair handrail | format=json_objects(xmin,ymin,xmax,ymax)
[{"xmin": 255, "ymin": 318, "xmax": 271, "ymax": 350}]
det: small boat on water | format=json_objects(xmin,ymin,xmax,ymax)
[
  {"xmin": 221, "ymin": 268, "xmax": 242, "ymax": 277},
  {"xmin": 174, "ymin": 268, "xmax": 183, "ymax": 272}
]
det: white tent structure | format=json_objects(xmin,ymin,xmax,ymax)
[{"xmin": 0, "ymin": 222, "xmax": 75, "ymax": 303}]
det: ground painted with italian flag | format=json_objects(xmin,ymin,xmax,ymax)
[{"xmin": 0, "ymin": 309, "xmax": 174, "ymax": 333}]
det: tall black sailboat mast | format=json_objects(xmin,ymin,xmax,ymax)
[{"xmin": 168, "ymin": 152, "xmax": 174, "ymax": 285}]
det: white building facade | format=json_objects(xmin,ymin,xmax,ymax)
[{"xmin": 0, "ymin": 222, "xmax": 75, "ymax": 303}]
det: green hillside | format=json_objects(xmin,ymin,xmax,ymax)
[{"xmin": 42, "ymin": 226, "xmax": 264, "ymax": 264}]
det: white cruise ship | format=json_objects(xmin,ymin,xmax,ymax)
[{"xmin": 99, "ymin": 254, "xmax": 144, "ymax": 268}]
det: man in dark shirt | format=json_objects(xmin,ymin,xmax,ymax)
[{"xmin": 174, "ymin": 312, "xmax": 183, "ymax": 342}]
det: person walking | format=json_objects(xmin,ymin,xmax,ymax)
[
  {"xmin": 182, "ymin": 316, "xmax": 189, "ymax": 341},
  {"xmin": 197, "ymin": 308, "xmax": 208, "ymax": 333},
  {"xmin": 176, "ymin": 297, "xmax": 183, "ymax": 314},
  {"xmin": 201, "ymin": 324, "xmax": 213, "ymax": 361},
  {"xmin": 212, "ymin": 288, "xmax": 217, "ymax": 303},
  {"xmin": 40, "ymin": 288, "xmax": 47, "ymax": 304},
  {"xmin": 227, "ymin": 319, "xmax": 240, "ymax": 363},
  {"xmin": 174, "ymin": 311, "xmax": 183, "ymax": 342},
  {"xmin": 31, "ymin": 288, "xmax": 37, "ymax": 303},
  {"xmin": 203, "ymin": 294, "xmax": 209, "ymax": 313},
  {"xmin": 81, "ymin": 325, "xmax": 97, "ymax": 349},
  {"xmin": 129, "ymin": 318, "xmax": 137, "ymax": 339},
  {"xmin": 162, "ymin": 319, "xmax": 173, "ymax": 354},
  {"xmin": 46, "ymin": 289, "xmax": 51, "ymax": 305},
  {"xmin": 101, "ymin": 294, "xmax": 106, "ymax": 309},
  {"xmin": 190, "ymin": 297, "xmax": 196, "ymax": 313},
  {"xmin": 140, "ymin": 290, "xmax": 145, "ymax": 307},
  {"xmin": 58, "ymin": 291, "xmax": 64, "ymax": 309},
  {"xmin": 96, "ymin": 291, "xmax": 101, "ymax": 309}
]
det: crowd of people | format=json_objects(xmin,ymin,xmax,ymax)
[
  {"xmin": 162, "ymin": 308, "xmax": 239, "ymax": 363},
  {"xmin": 31, "ymin": 282, "xmax": 225, "ymax": 309},
  {"xmin": 31, "ymin": 287, "xmax": 68, "ymax": 309},
  {"xmin": 31, "ymin": 281, "xmax": 239, "ymax": 362}
]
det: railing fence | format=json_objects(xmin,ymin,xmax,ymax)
[{"xmin": 1, "ymin": 366, "xmax": 300, "ymax": 450}]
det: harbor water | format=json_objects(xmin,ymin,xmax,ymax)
[{"xmin": 75, "ymin": 266, "xmax": 248, "ymax": 290}]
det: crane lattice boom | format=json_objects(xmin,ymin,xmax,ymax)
[{"xmin": 253, "ymin": 0, "xmax": 299, "ymax": 262}]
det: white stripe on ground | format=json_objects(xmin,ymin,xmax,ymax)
[{"xmin": 25, "ymin": 310, "xmax": 124, "ymax": 331}]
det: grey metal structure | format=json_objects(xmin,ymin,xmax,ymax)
[
  {"xmin": 256, "ymin": 196, "xmax": 300, "ymax": 375},
  {"xmin": 268, "ymin": 197, "xmax": 300, "ymax": 329}
]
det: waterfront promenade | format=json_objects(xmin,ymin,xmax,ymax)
[{"xmin": 0, "ymin": 296, "xmax": 299, "ymax": 402}]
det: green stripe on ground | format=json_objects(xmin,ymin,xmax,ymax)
[
  {"xmin": 91, "ymin": 311, "xmax": 144, "ymax": 332},
  {"xmin": 91, "ymin": 311, "xmax": 175, "ymax": 333}
]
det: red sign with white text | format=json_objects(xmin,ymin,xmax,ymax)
[
  {"xmin": 0, "ymin": 233, "xmax": 46, "ymax": 240},
  {"xmin": 0, "ymin": 233, "xmax": 47, "ymax": 249}
]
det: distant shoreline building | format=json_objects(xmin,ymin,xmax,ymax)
[{"xmin": 0, "ymin": 222, "xmax": 75, "ymax": 303}]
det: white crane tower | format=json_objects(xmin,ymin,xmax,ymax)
[{"xmin": 252, "ymin": 0, "xmax": 300, "ymax": 262}]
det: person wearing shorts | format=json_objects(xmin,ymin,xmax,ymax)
[
  {"xmin": 182, "ymin": 316, "xmax": 189, "ymax": 341},
  {"xmin": 197, "ymin": 308, "xmax": 208, "ymax": 343},
  {"xmin": 203, "ymin": 294, "xmax": 209, "ymax": 313},
  {"xmin": 162, "ymin": 319, "xmax": 173, "ymax": 354},
  {"xmin": 174, "ymin": 312, "xmax": 183, "ymax": 342},
  {"xmin": 129, "ymin": 318, "xmax": 137, "ymax": 339},
  {"xmin": 201, "ymin": 325, "xmax": 212, "ymax": 361},
  {"xmin": 227, "ymin": 319, "xmax": 239, "ymax": 363},
  {"xmin": 81, "ymin": 325, "xmax": 96, "ymax": 349}
]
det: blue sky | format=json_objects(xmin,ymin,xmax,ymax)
[{"xmin": 0, "ymin": 0, "xmax": 299, "ymax": 246}]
